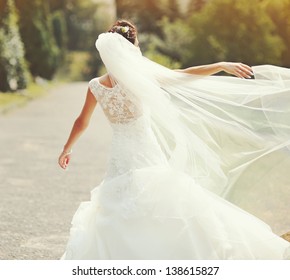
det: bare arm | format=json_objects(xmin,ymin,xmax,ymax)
[
  {"xmin": 177, "ymin": 62, "xmax": 254, "ymax": 79},
  {"xmin": 58, "ymin": 87, "xmax": 97, "ymax": 170}
]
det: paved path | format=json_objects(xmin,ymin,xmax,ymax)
[{"xmin": 0, "ymin": 83, "xmax": 112, "ymax": 260}]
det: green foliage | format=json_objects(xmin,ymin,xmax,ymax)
[
  {"xmin": 2, "ymin": 0, "xmax": 288, "ymax": 87},
  {"xmin": 15, "ymin": 0, "xmax": 60, "ymax": 80},
  {"xmin": 116, "ymin": 0, "xmax": 164, "ymax": 34},
  {"xmin": 137, "ymin": 0, "xmax": 289, "ymax": 70},
  {"xmin": 51, "ymin": 10, "xmax": 68, "ymax": 60},
  {"xmin": 185, "ymin": 0, "xmax": 285, "ymax": 67},
  {"xmin": 65, "ymin": 0, "xmax": 100, "ymax": 51},
  {"xmin": 55, "ymin": 51, "xmax": 91, "ymax": 81},
  {"xmin": 84, "ymin": 3, "xmax": 113, "ymax": 80},
  {"xmin": 157, "ymin": 17, "xmax": 194, "ymax": 65},
  {"xmin": 52, "ymin": 0, "xmax": 111, "ymax": 80},
  {"xmin": 139, "ymin": 33, "xmax": 181, "ymax": 69},
  {"xmin": 0, "ymin": 0, "xmax": 29, "ymax": 92},
  {"xmin": 145, "ymin": 50, "xmax": 181, "ymax": 70},
  {"xmin": 265, "ymin": 0, "xmax": 290, "ymax": 67}
]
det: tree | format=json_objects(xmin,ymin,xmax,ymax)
[
  {"xmin": 51, "ymin": 10, "xmax": 68, "ymax": 61},
  {"xmin": 165, "ymin": 0, "xmax": 181, "ymax": 21},
  {"xmin": 157, "ymin": 17, "xmax": 193, "ymax": 64},
  {"xmin": 0, "ymin": 0, "xmax": 29, "ymax": 92},
  {"xmin": 64, "ymin": 0, "xmax": 101, "ymax": 51},
  {"xmin": 15, "ymin": 0, "xmax": 60, "ymax": 79},
  {"xmin": 265, "ymin": 0, "xmax": 290, "ymax": 67},
  {"xmin": 186, "ymin": 0, "xmax": 285, "ymax": 67},
  {"xmin": 115, "ymin": 0, "xmax": 164, "ymax": 34},
  {"xmin": 86, "ymin": 1, "xmax": 115, "ymax": 79}
]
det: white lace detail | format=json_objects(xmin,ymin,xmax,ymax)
[
  {"xmin": 98, "ymin": 171, "xmax": 147, "ymax": 219},
  {"xmin": 100, "ymin": 117, "xmax": 168, "ymax": 217},
  {"xmin": 89, "ymin": 77, "xmax": 168, "ymax": 174},
  {"xmin": 88, "ymin": 78, "xmax": 169, "ymax": 216},
  {"xmin": 89, "ymin": 78, "xmax": 142, "ymax": 124},
  {"xmin": 106, "ymin": 116, "xmax": 168, "ymax": 178},
  {"xmin": 89, "ymin": 77, "xmax": 168, "ymax": 178}
]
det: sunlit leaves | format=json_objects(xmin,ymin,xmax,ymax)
[{"xmin": 0, "ymin": 0, "xmax": 29, "ymax": 92}]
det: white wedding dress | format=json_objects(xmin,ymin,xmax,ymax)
[{"xmin": 61, "ymin": 77, "xmax": 290, "ymax": 260}]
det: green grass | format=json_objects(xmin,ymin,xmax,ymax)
[
  {"xmin": 0, "ymin": 51, "xmax": 91, "ymax": 114},
  {"xmin": 0, "ymin": 81, "xmax": 57, "ymax": 114}
]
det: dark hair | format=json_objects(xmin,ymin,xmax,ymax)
[{"xmin": 108, "ymin": 20, "xmax": 137, "ymax": 45}]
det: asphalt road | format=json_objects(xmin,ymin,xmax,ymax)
[{"xmin": 0, "ymin": 83, "xmax": 112, "ymax": 260}]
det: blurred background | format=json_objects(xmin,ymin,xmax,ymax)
[{"xmin": 0, "ymin": 0, "xmax": 290, "ymax": 93}]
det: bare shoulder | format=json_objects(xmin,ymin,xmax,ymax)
[{"xmin": 98, "ymin": 73, "xmax": 113, "ymax": 88}]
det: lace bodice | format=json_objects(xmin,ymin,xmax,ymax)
[
  {"xmin": 88, "ymin": 78, "xmax": 168, "ymax": 180},
  {"xmin": 89, "ymin": 78, "xmax": 142, "ymax": 124}
]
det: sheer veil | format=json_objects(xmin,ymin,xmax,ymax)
[{"xmin": 96, "ymin": 32, "xmax": 290, "ymax": 202}]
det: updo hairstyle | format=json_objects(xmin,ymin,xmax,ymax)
[{"xmin": 108, "ymin": 20, "xmax": 138, "ymax": 45}]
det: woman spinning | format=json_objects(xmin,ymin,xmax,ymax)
[{"xmin": 59, "ymin": 20, "xmax": 290, "ymax": 259}]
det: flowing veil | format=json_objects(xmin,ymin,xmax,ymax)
[{"xmin": 96, "ymin": 33, "xmax": 290, "ymax": 214}]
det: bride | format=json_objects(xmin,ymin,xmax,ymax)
[{"xmin": 58, "ymin": 20, "xmax": 290, "ymax": 259}]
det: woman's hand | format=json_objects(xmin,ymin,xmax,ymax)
[
  {"xmin": 220, "ymin": 62, "xmax": 254, "ymax": 79},
  {"xmin": 58, "ymin": 150, "xmax": 72, "ymax": 170}
]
